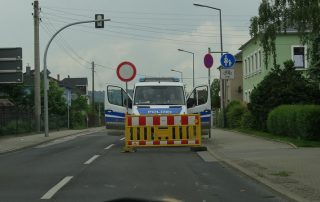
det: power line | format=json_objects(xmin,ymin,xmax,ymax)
[
  {"xmin": 111, "ymin": 21, "xmax": 249, "ymax": 37},
  {"xmin": 41, "ymin": 10, "xmax": 251, "ymax": 27},
  {"xmin": 41, "ymin": 14, "xmax": 246, "ymax": 46},
  {"xmin": 41, "ymin": 16, "xmax": 93, "ymax": 65},
  {"xmin": 41, "ymin": 6, "xmax": 254, "ymax": 18},
  {"xmin": 42, "ymin": 16, "xmax": 249, "ymax": 37},
  {"xmin": 40, "ymin": 22, "xmax": 90, "ymax": 69}
]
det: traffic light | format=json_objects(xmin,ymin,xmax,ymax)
[{"xmin": 95, "ymin": 14, "xmax": 104, "ymax": 28}]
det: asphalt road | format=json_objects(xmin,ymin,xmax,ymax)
[{"xmin": 0, "ymin": 130, "xmax": 287, "ymax": 202}]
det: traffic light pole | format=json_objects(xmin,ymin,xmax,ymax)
[{"xmin": 43, "ymin": 19, "xmax": 110, "ymax": 137}]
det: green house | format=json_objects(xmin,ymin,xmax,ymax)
[{"xmin": 239, "ymin": 32, "xmax": 308, "ymax": 103}]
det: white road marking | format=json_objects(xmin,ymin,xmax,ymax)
[
  {"xmin": 197, "ymin": 151, "xmax": 217, "ymax": 162},
  {"xmin": 120, "ymin": 137, "xmax": 125, "ymax": 141},
  {"xmin": 104, "ymin": 144, "xmax": 114, "ymax": 150},
  {"xmin": 84, "ymin": 155, "xmax": 100, "ymax": 165},
  {"xmin": 41, "ymin": 176, "xmax": 73, "ymax": 199}
]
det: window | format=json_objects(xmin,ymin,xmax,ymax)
[
  {"xmin": 292, "ymin": 46, "xmax": 307, "ymax": 69},
  {"xmin": 255, "ymin": 52, "xmax": 258, "ymax": 72},
  {"xmin": 244, "ymin": 59, "xmax": 247, "ymax": 77},
  {"xmin": 251, "ymin": 55, "xmax": 254, "ymax": 74},
  {"xmin": 248, "ymin": 57, "xmax": 251, "ymax": 75},
  {"xmin": 107, "ymin": 86, "xmax": 132, "ymax": 108},
  {"xmin": 134, "ymin": 86, "xmax": 185, "ymax": 105},
  {"xmin": 258, "ymin": 50, "xmax": 262, "ymax": 70},
  {"xmin": 187, "ymin": 86, "xmax": 208, "ymax": 107}
]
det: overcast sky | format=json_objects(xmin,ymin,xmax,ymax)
[{"xmin": 1, "ymin": 0, "xmax": 261, "ymax": 91}]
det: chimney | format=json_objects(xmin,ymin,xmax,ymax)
[
  {"xmin": 26, "ymin": 65, "xmax": 31, "ymax": 76},
  {"xmin": 57, "ymin": 74, "xmax": 60, "ymax": 81}
]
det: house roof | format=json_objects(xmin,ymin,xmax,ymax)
[{"xmin": 61, "ymin": 78, "xmax": 88, "ymax": 87}]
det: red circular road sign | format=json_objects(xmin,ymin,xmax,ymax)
[
  {"xmin": 116, "ymin": 61, "xmax": 137, "ymax": 82},
  {"xmin": 204, "ymin": 53, "xmax": 214, "ymax": 69}
]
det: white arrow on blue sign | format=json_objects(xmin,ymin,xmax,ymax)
[{"xmin": 220, "ymin": 53, "xmax": 236, "ymax": 68}]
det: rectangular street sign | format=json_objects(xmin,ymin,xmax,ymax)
[
  {"xmin": 0, "ymin": 47, "xmax": 23, "ymax": 84},
  {"xmin": 221, "ymin": 69, "xmax": 235, "ymax": 80},
  {"xmin": 0, "ymin": 47, "xmax": 22, "ymax": 59},
  {"xmin": 0, "ymin": 73, "xmax": 23, "ymax": 83},
  {"xmin": 0, "ymin": 60, "xmax": 22, "ymax": 71}
]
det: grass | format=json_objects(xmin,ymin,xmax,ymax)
[
  {"xmin": 233, "ymin": 128, "xmax": 320, "ymax": 148},
  {"xmin": 270, "ymin": 171, "xmax": 291, "ymax": 177}
]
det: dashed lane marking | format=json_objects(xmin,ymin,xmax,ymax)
[
  {"xmin": 84, "ymin": 155, "xmax": 100, "ymax": 165},
  {"xmin": 104, "ymin": 144, "xmax": 114, "ymax": 150},
  {"xmin": 41, "ymin": 176, "xmax": 73, "ymax": 199},
  {"xmin": 120, "ymin": 137, "xmax": 125, "ymax": 141}
]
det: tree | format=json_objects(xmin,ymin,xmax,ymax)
[
  {"xmin": 70, "ymin": 94, "xmax": 89, "ymax": 129},
  {"xmin": 0, "ymin": 84, "xmax": 32, "ymax": 107},
  {"xmin": 46, "ymin": 81, "xmax": 67, "ymax": 115},
  {"xmin": 250, "ymin": 0, "xmax": 320, "ymax": 82},
  {"xmin": 249, "ymin": 60, "xmax": 318, "ymax": 130},
  {"xmin": 210, "ymin": 78, "xmax": 220, "ymax": 108}
]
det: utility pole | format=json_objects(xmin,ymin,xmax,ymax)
[
  {"xmin": 33, "ymin": 0, "xmax": 41, "ymax": 132},
  {"xmin": 91, "ymin": 61, "xmax": 95, "ymax": 109}
]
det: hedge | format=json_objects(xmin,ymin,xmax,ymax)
[
  {"xmin": 241, "ymin": 110, "xmax": 256, "ymax": 129},
  {"xmin": 267, "ymin": 105, "xmax": 320, "ymax": 140},
  {"xmin": 225, "ymin": 101, "xmax": 246, "ymax": 128}
]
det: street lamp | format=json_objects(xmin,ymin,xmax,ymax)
[
  {"xmin": 177, "ymin": 48, "xmax": 195, "ymax": 88},
  {"xmin": 43, "ymin": 18, "xmax": 110, "ymax": 137},
  {"xmin": 194, "ymin": 3, "xmax": 225, "ymax": 127},
  {"xmin": 171, "ymin": 69, "xmax": 183, "ymax": 82}
]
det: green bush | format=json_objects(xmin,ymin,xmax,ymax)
[
  {"xmin": 70, "ymin": 111, "xmax": 87, "ymax": 129},
  {"xmin": 214, "ymin": 109, "xmax": 224, "ymax": 128},
  {"xmin": 226, "ymin": 101, "xmax": 246, "ymax": 128},
  {"xmin": 250, "ymin": 61, "xmax": 318, "ymax": 130},
  {"xmin": 241, "ymin": 110, "xmax": 256, "ymax": 129},
  {"xmin": 267, "ymin": 105, "xmax": 320, "ymax": 140}
]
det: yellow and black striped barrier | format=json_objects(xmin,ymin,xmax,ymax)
[{"xmin": 123, "ymin": 114, "xmax": 202, "ymax": 150}]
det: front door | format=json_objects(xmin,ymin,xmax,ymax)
[
  {"xmin": 186, "ymin": 85, "xmax": 211, "ymax": 131},
  {"xmin": 105, "ymin": 85, "xmax": 132, "ymax": 129}
]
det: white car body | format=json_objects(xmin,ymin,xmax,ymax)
[{"xmin": 104, "ymin": 78, "xmax": 211, "ymax": 133}]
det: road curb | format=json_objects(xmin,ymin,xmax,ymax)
[
  {"xmin": 0, "ymin": 127, "xmax": 105, "ymax": 154},
  {"xmin": 204, "ymin": 143, "xmax": 307, "ymax": 202}
]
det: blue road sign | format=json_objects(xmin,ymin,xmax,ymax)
[{"xmin": 220, "ymin": 53, "xmax": 236, "ymax": 68}]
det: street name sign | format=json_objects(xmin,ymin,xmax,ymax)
[{"xmin": 221, "ymin": 69, "xmax": 235, "ymax": 80}]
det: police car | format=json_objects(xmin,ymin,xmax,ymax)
[{"xmin": 105, "ymin": 77, "xmax": 211, "ymax": 132}]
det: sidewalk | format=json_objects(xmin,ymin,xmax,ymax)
[
  {"xmin": 204, "ymin": 129, "xmax": 320, "ymax": 202},
  {"xmin": 0, "ymin": 127, "xmax": 105, "ymax": 154}
]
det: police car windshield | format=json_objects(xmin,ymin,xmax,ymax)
[{"xmin": 134, "ymin": 86, "xmax": 185, "ymax": 105}]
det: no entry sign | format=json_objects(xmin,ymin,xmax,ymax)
[{"xmin": 116, "ymin": 61, "xmax": 136, "ymax": 82}]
